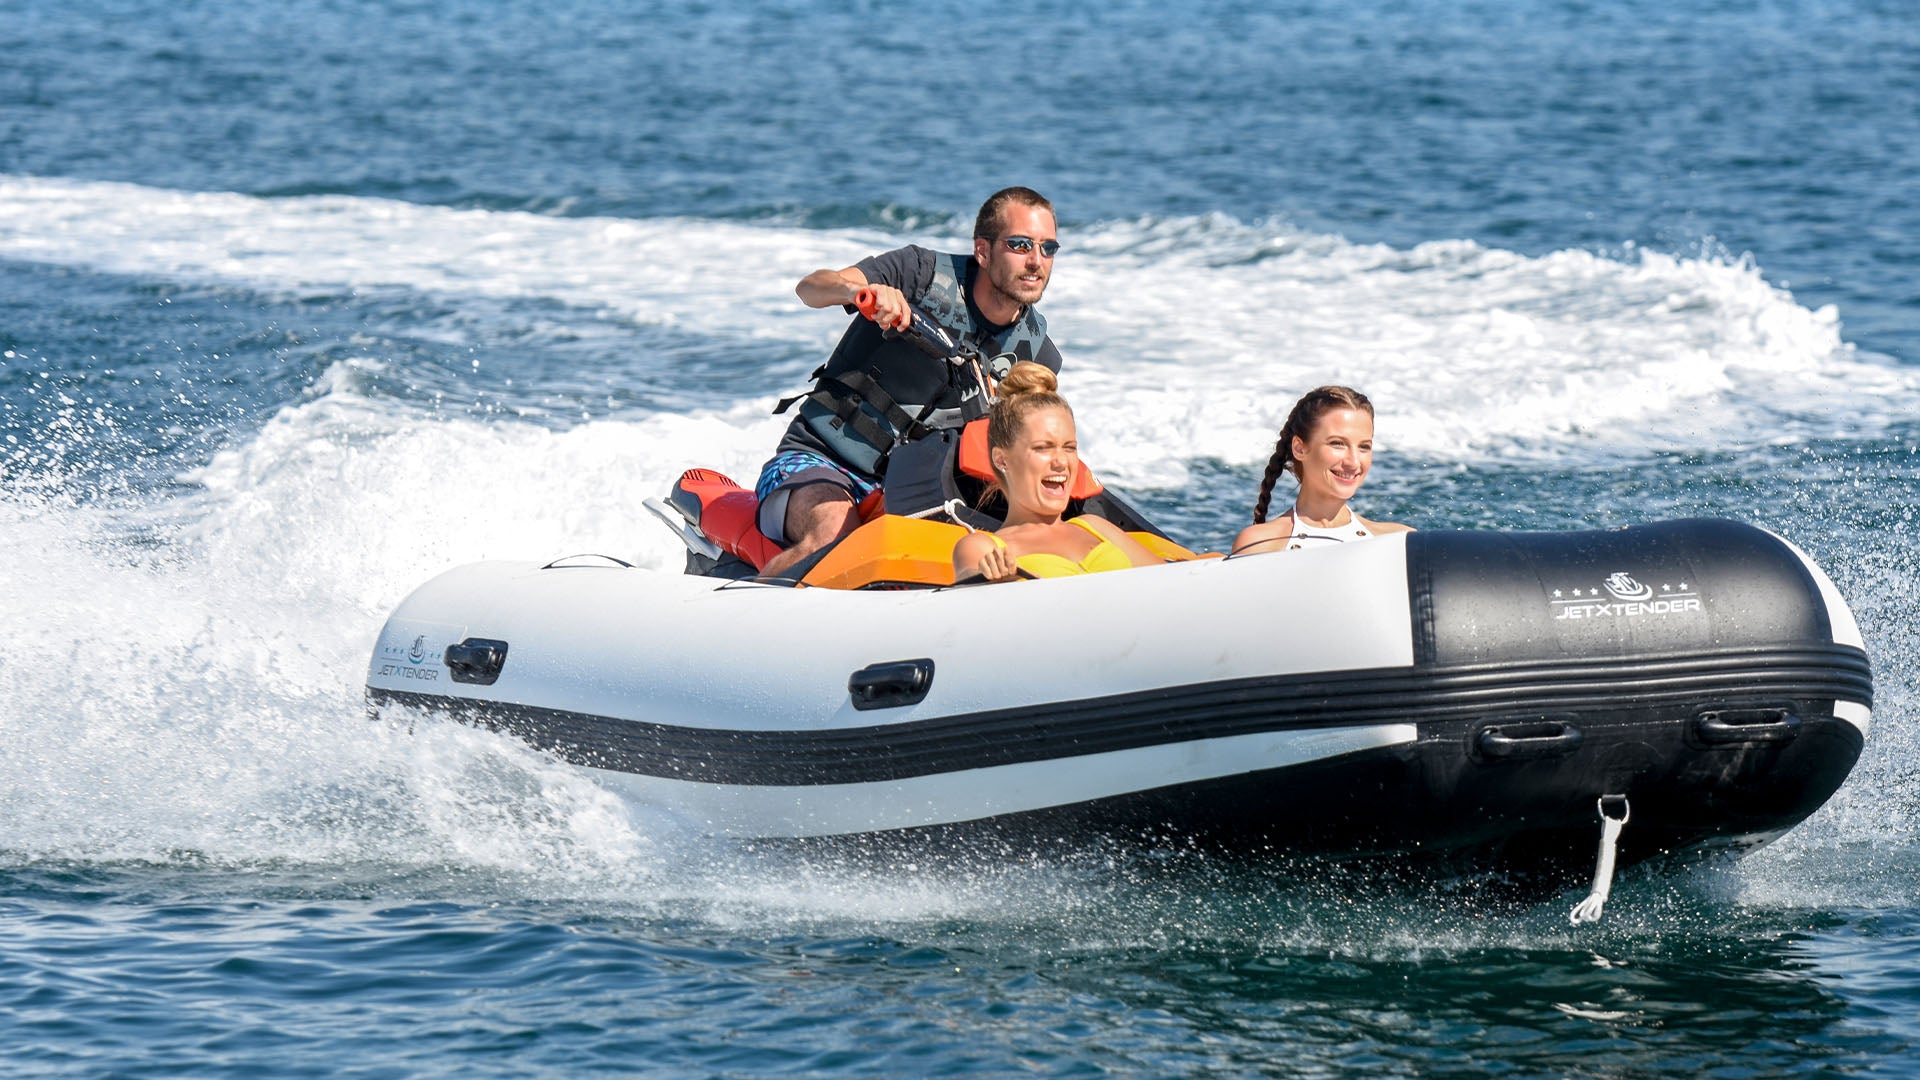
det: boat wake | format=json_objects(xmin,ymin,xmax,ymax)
[{"xmin": 4, "ymin": 173, "xmax": 1914, "ymax": 484}]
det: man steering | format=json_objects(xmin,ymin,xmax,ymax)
[{"xmin": 755, "ymin": 186, "xmax": 1065, "ymax": 577}]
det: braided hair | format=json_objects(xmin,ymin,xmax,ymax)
[{"xmin": 1251, "ymin": 386, "xmax": 1374, "ymax": 524}]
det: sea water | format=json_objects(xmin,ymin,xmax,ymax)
[{"xmin": 3, "ymin": 0, "xmax": 1919, "ymax": 1075}]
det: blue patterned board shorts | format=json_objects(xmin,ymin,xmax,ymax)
[{"xmin": 753, "ymin": 450, "xmax": 882, "ymax": 544}]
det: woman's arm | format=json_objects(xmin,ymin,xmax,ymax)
[
  {"xmin": 1230, "ymin": 515, "xmax": 1294, "ymax": 556},
  {"xmin": 952, "ymin": 532, "xmax": 1020, "ymax": 583}
]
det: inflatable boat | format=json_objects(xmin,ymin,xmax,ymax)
[{"xmin": 365, "ymin": 437, "xmax": 1872, "ymax": 883}]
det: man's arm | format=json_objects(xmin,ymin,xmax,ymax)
[
  {"xmin": 795, "ymin": 264, "xmax": 912, "ymax": 330},
  {"xmin": 795, "ymin": 265, "xmax": 869, "ymax": 309}
]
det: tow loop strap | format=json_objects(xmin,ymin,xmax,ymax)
[{"xmin": 1569, "ymin": 795, "xmax": 1631, "ymax": 925}]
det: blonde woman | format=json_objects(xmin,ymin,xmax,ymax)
[{"xmin": 952, "ymin": 363, "xmax": 1165, "ymax": 582}]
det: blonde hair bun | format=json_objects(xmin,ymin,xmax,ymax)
[
  {"xmin": 984, "ymin": 361, "xmax": 1072, "ymax": 476},
  {"xmin": 996, "ymin": 360, "xmax": 1058, "ymax": 401}
]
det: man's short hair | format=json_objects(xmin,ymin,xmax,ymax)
[{"xmin": 974, "ymin": 187, "xmax": 1054, "ymax": 239}]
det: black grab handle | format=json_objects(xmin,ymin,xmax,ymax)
[
  {"xmin": 444, "ymin": 638, "xmax": 509, "ymax": 686},
  {"xmin": 1693, "ymin": 708, "xmax": 1801, "ymax": 746},
  {"xmin": 1474, "ymin": 719, "xmax": 1585, "ymax": 761},
  {"xmin": 849, "ymin": 658, "xmax": 936, "ymax": 711}
]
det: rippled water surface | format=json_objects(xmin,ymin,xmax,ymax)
[{"xmin": 4, "ymin": 0, "xmax": 1919, "ymax": 1074}]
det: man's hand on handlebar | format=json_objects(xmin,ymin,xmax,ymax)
[{"xmin": 853, "ymin": 284, "xmax": 913, "ymax": 332}]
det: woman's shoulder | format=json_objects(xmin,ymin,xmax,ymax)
[
  {"xmin": 1232, "ymin": 513, "xmax": 1295, "ymax": 552},
  {"xmin": 1069, "ymin": 514, "xmax": 1130, "ymax": 541},
  {"xmin": 952, "ymin": 530, "xmax": 1003, "ymax": 558},
  {"xmin": 1359, "ymin": 515, "xmax": 1414, "ymax": 535}
]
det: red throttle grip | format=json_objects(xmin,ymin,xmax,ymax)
[{"xmin": 854, "ymin": 287, "xmax": 879, "ymax": 320}]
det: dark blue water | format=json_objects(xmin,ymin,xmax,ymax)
[{"xmin": 5, "ymin": 0, "xmax": 1919, "ymax": 1074}]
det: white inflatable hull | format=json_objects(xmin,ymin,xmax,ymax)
[{"xmin": 368, "ymin": 521, "xmax": 1871, "ymax": 873}]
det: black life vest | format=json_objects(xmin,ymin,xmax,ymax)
[{"xmin": 777, "ymin": 252, "xmax": 1049, "ymax": 476}]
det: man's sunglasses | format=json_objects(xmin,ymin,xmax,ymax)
[{"xmin": 998, "ymin": 235, "xmax": 1061, "ymax": 258}]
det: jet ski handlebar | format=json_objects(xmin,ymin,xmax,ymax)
[
  {"xmin": 854, "ymin": 287, "xmax": 996, "ymax": 409},
  {"xmin": 854, "ymin": 287, "xmax": 966, "ymax": 360}
]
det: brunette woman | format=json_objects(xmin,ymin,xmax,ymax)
[{"xmin": 1232, "ymin": 385, "xmax": 1412, "ymax": 556}]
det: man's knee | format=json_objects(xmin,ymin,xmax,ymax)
[
  {"xmin": 783, "ymin": 484, "xmax": 859, "ymax": 550},
  {"xmin": 760, "ymin": 484, "xmax": 859, "ymax": 577}
]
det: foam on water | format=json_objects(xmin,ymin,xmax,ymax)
[
  {"xmin": 180, "ymin": 357, "xmax": 778, "ymax": 593},
  {"xmin": 0, "ymin": 375, "xmax": 760, "ymax": 885},
  {"xmin": 0, "ymin": 498, "xmax": 644, "ymax": 884},
  {"xmin": 4, "ymin": 174, "xmax": 1913, "ymax": 491},
  {"xmin": 1054, "ymin": 219, "xmax": 1916, "ymax": 483},
  {"xmin": 0, "ymin": 174, "xmax": 866, "ymax": 356},
  {"xmin": 0, "ymin": 352, "xmax": 1062, "ymax": 922}
]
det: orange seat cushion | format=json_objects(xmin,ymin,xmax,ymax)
[{"xmin": 955, "ymin": 418, "xmax": 1104, "ymax": 498}]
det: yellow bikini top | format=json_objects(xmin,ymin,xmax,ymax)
[{"xmin": 987, "ymin": 517, "xmax": 1137, "ymax": 578}]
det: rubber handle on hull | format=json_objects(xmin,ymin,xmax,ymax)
[
  {"xmin": 849, "ymin": 658, "xmax": 936, "ymax": 711},
  {"xmin": 1475, "ymin": 719, "xmax": 1584, "ymax": 760},
  {"xmin": 444, "ymin": 638, "xmax": 510, "ymax": 686},
  {"xmin": 1693, "ymin": 708, "xmax": 1801, "ymax": 745}
]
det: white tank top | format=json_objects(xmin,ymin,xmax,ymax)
[{"xmin": 1284, "ymin": 502, "xmax": 1374, "ymax": 549}]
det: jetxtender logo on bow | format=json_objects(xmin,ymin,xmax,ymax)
[
  {"xmin": 1551, "ymin": 571, "xmax": 1700, "ymax": 621},
  {"xmin": 1602, "ymin": 572, "xmax": 1652, "ymax": 601},
  {"xmin": 375, "ymin": 627, "xmax": 444, "ymax": 683}
]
